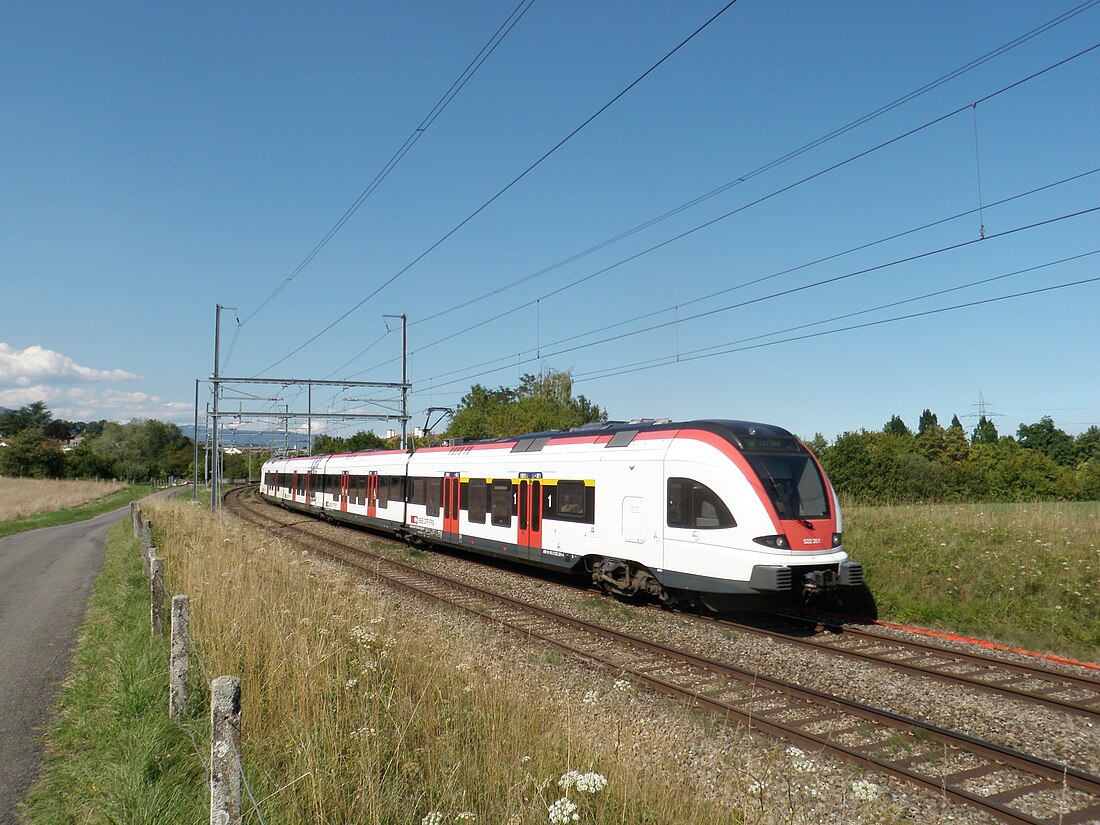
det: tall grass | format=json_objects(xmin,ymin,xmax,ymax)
[
  {"xmin": 144, "ymin": 498, "xmax": 749, "ymax": 824},
  {"xmin": 0, "ymin": 477, "xmax": 126, "ymax": 521},
  {"xmin": 840, "ymin": 500, "xmax": 1099, "ymax": 660}
]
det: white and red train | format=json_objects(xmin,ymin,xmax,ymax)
[{"xmin": 259, "ymin": 419, "xmax": 862, "ymax": 609}]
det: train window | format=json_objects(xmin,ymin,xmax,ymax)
[
  {"xmin": 547, "ymin": 480, "xmax": 594, "ymax": 524},
  {"xmin": 411, "ymin": 478, "xmax": 426, "ymax": 505},
  {"xmin": 467, "ymin": 479, "xmax": 487, "ymax": 524},
  {"xmin": 391, "ymin": 476, "xmax": 406, "ymax": 504},
  {"xmin": 743, "ymin": 452, "xmax": 829, "ymax": 519},
  {"xmin": 667, "ymin": 478, "xmax": 736, "ymax": 529},
  {"xmin": 490, "ymin": 480, "xmax": 513, "ymax": 527},
  {"xmin": 376, "ymin": 475, "xmax": 388, "ymax": 508},
  {"xmin": 557, "ymin": 481, "xmax": 585, "ymax": 516},
  {"xmin": 426, "ymin": 478, "xmax": 442, "ymax": 517}
]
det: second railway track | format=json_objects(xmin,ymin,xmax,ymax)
[{"xmin": 227, "ymin": 486, "xmax": 1100, "ymax": 825}]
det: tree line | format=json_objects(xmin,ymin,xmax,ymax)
[
  {"xmin": 3, "ymin": 385, "xmax": 1098, "ymax": 502},
  {"xmin": 808, "ymin": 411, "xmax": 1100, "ymax": 503},
  {"xmin": 0, "ymin": 401, "xmax": 193, "ymax": 481}
]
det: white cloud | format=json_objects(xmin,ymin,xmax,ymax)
[
  {"xmin": 0, "ymin": 385, "xmax": 192, "ymax": 424},
  {"xmin": 0, "ymin": 343, "xmax": 141, "ymax": 385}
]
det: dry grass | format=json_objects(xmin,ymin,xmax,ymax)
[
  {"xmin": 143, "ymin": 498, "xmax": 921, "ymax": 824},
  {"xmin": 0, "ymin": 477, "xmax": 127, "ymax": 522},
  {"xmin": 842, "ymin": 500, "xmax": 1100, "ymax": 659},
  {"xmin": 146, "ymin": 498, "xmax": 752, "ymax": 823}
]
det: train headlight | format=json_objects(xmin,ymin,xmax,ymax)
[
  {"xmin": 753, "ymin": 534, "xmax": 788, "ymax": 549},
  {"xmin": 832, "ymin": 532, "xmax": 843, "ymax": 548}
]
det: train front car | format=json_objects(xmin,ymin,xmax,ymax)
[{"xmin": 656, "ymin": 421, "xmax": 861, "ymax": 611}]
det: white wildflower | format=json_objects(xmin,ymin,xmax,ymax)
[
  {"xmin": 455, "ymin": 813, "xmax": 476, "ymax": 822},
  {"xmin": 547, "ymin": 797, "xmax": 579, "ymax": 824},
  {"xmin": 345, "ymin": 678, "xmax": 358, "ymax": 690},
  {"xmin": 581, "ymin": 690, "xmax": 600, "ymax": 705},
  {"xmin": 520, "ymin": 755, "xmax": 532, "ymax": 764},
  {"xmin": 559, "ymin": 770, "xmax": 606, "ymax": 794},
  {"xmin": 785, "ymin": 745, "xmax": 814, "ymax": 773},
  {"xmin": 422, "ymin": 813, "xmax": 444, "ymax": 825}
]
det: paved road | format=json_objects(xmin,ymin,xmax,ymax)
[{"xmin": 0, "ymin": 505, "xmax": 128, "ymax": 824}]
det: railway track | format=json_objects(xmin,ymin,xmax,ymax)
[
  {"xmin": 714, "ymin": 612, "xmax": 1100, "ymax": 722},
  {"xmin": 226, "ymin": 487, "xmax": 1100, "ymax": 825}
]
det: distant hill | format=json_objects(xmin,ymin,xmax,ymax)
[{"xmin": 178, "ymin": 426, "xmax": 311, "ymax": 449}]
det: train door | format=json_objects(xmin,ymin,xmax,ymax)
[
  {"xmin": 367, "ymin": 473, "xmax": 378, "ymax": 519},
  {"xmin": 517, "ymin": 474, "xmax": 543, "ymax": 559},
  {"xmin": 339, "ymin": 472, "xmax": 349, "ymax": 513},
  {"xmin": 443, "ymin": 473, "xmax": 461, "ymax": 540},
  {"xmin": 292, "ymin": 471, "xmax": 299, "ymax": 503}
]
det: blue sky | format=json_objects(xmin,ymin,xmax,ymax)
[{"xmin": 3, "ymin": 1, "xmax": 1099, "ymax": 441}]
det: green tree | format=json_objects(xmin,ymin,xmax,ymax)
[
  {"xmin": 0, "ymin": 401, "xmax": 53, "ymax": 435},
  {"xmin": 1076, "ymin": 426, "xmax": 1100, "ymax": 464},
  {"xmin": 915, "ymin": 422, "xmax": 947, "ymax": 463},
  {"xmin": 313, "ymin": 431, "xmax": 390, "ymax": 455},
  {"xmin": 944, "ymin": 417, "xmax": 970, "ymax": 461},
  {"xmin": 0, "ymin": 428, "xmax": 65, "ymax": 477},
  {"xmin": 89, "ymin": 420, "xmax": 192, "ymax": 480},
  {"xmin": 802, "ymin": 432, "xmax": 828, "ymax": 458},
  {"xmin": 64, "ymin": 440, "xmax": 116, "ymax": 479},
  {"xmin": 883, "ymin": 415, "xmax": 911, "ymax": 436},
  {"xmin": 446, "ymin": 369, "xmax": 605, "ymax": 441},
  {"xmin": 44, "ymin": 419, "xmax": 73, "ymax": 441},
  {"xmin": 971, "ymin": 415, "xmax": 999, "ymax": 445},
  {"xmin": 1017, "ymin": 416, "xmax": 1076, "ymax": 467},
  {"xmin": 917, "ymin": 409, "xmax": 939, "ymax": 435}
]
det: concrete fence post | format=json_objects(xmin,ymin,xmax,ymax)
[
  {"xmin": 169, "ymin": 595, "xmax": 190, "ymax": 721},
  {"xmin": 150, "ymin": 557, "xmax": 165, "ymax": 636},
  {"xmin": 211, "ymin": 675, "xmax": 242, "ymax": 825},
  {"xmin": 141, "ymin": 519, "xmax": 152, "ymax": 552},
  {"xmin": 143, "ymin": 546, "xmax": 155, "ymax": 579}
]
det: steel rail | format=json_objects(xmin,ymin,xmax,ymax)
[{"xmin": 705, "ymin": 612, "xmax": 1100, "ymax": 721}]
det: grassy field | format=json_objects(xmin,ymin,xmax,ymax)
[
  {"xmin": 128, "ymin": 498, "xmax": 751, "ymax": 824},
  {"xmin": 0, "ymin": 478, "xmax": 127, "ymax": 521},
  {"xmin": 838, "ymin": 500, "xmax": 1099, "ymax": 661},
  {"xmin": 0, "ymin": 479, "xmax": 150, "ymax": 538}
]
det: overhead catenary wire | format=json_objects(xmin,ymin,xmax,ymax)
[
  {"xmin": 258, "ymin": 0, "xmax": 742, "ymax": 377},
  {"xmin": 383, "ymin": 167, "xmax": 1100, "ymax": 383},
  {"xmin": 570, "ymin": 249, "xmax": 1100, "ymax": 381},
  {"xmin": 240, "ymin": 0, "xmax": 536, "ymax": 328},
  {"xmin": 407, "ymin": 266, "xmax": 1100, "ymax": 400},
  {"xmin": 571, "ymin": 275, "xmax": 1100, "ymax": 384},
  {"xmin": 347, "ymin": 42, "xmax": 1100, "ymax": 386},
  {"xmin": 408, "ymin": 0, "xmax": 1100, "ymax": 331},
  {"xmin": 411, "ymin": 204, "xmax": 1100, "ymax": 393}
]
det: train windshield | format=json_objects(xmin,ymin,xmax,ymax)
[{"xmin": 742, "ymin": 441, "xmax": 829, "ymax": 520}]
